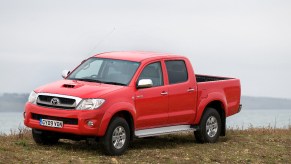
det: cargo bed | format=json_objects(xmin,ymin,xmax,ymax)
[{"xmin": 196, "ymin": 75, "xmax": 232, "ymax": 83}]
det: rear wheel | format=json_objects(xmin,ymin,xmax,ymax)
[
  {"xmin": 194, "ymin": 107, "xmax": 221, "ymax": 143},
  {"xmin": 32, "ymin": 129, "xmax": 59, "ymax": 145},
  {"xmin": 100, "ymin": 117, "xmax": 130, "ymax": 156}
]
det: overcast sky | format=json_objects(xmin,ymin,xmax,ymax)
[{"xmin": 0, "ymin": 0, "xmax": 291, "ymax": 98}]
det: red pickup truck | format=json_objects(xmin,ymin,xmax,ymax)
[{"xmin": 24, "ymin": 51, "xmax": 241, "ymax": 155}]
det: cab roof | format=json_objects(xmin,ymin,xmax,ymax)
[{"xmin": 93, "ymin": 51, "xmax": 184, "ymax": 62}]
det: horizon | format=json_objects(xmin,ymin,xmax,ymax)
[
  {"xmin": 1, "ymin": 92, "xmax": 291, "ymax": 100},
  {"xmin": 1, "ymin": 93, "xmax": 291, "ymax": 114}
]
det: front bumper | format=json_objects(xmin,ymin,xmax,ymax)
[{"xmin": 24, "ymin": 103, "xmax": 105, "ymax": 136}]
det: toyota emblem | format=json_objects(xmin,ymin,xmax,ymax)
[{"xmin": 51, "ymin": 98, "xmax": 60, "ymax": 105}]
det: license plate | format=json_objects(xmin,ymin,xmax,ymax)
[{"xmin": 40, "ymin": 119, "xmax": 63, "ymax": 128}]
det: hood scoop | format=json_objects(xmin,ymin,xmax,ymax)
[{"xmin": 62, "ymin": 84, "xmax": 76, "ymax": 88}]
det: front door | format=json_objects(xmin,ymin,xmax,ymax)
[{"xmin": 135, "ymin": 62, "xmax": 169, "ymax": 129}]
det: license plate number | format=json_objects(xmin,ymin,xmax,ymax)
[{"xmin": 40, "ymin": 119, "xmax": 63, "ymax": 128}]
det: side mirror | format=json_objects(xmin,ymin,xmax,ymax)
[
  {"xmin": 61, "ymin": 70, "xmax": 70, "ymax": 79},
  {"xmin": 137, "ymin": 79, "xmax": 153, "ymax": 89}
]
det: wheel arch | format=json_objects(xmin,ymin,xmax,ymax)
[
  {"xmin": 110, "ymin": 110, "xmax": 135, "ymax": 141},
  {"xmin": 205, "ymin": 101, "xmax": 226, "ymax": 136},
  {"xmin": 195, "ymin": 93, "xmax": 227, "ymax": 136},
  {"xmin": 98, "ymin": 102, "xmax": 136, "ymax": 139}
]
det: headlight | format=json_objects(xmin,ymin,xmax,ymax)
[
  {"xmin": 28, "ymin": 91, "xmax": 38, "ymax": 104},
  {"xmin": 76, "ymin": 99, "xmax": 105, "ymax": 110}
]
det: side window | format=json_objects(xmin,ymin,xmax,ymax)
[
  {"xmin": 165, "ymin": 60, "xmax": 188, "ymax": 84},
  {"xmin": 138, "ymin": 62, "xmax": 163, "ymax": 87}
]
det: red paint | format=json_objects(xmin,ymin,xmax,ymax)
[{"xmin": 24, "ymin": 51, "xmax": 241, "ymax": 137}]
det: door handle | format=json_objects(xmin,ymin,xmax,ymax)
[
  {"xmin": 187, "ymin": 88, "xmax": 195, "ymax": 92},
  {"xmin": 161, "ymin": 91, "xmax": 168, "ymax": 95}
]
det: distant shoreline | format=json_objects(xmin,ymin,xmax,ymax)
[{"xmin": 1, "ymin": 93, "xmax": 291, "ymax": 112}]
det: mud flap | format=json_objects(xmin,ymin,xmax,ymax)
[{"xmin": 220, "ymin": 117, "xmax": 226, "ymax": 136}]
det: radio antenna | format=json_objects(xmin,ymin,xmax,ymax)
[{"xmin": 86, "ymin": 27, "xmax": 116, "ymax": 56}]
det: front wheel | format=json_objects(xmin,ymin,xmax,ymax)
[
  {"xmin": 100, "ymin": 117, "xmax": 130, "ymax": 156},
  {"xmin": 194, "ymin": 107, "xmax": 221, "ymax": 143}
]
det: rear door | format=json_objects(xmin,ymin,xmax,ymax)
[
  {"xmin": 165, "ymin": 60, "xmax": 197, "ymax": 124},
  {"xmin": 134, "ymin": 61, "xmax": 169, "ymax": 129}
]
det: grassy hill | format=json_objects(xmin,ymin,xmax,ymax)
[{"xmin": 0, "ymin": 128, "xmax": 290, "ymax": 163}]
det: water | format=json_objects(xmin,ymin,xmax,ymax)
[
  {"xmin": 0, "ymin": 112, "xmax": 25, "ymax": 135},
  {"xmin": 227, "ymin": 109, "xmax": 291, "ymax": 129},
  {"xmin": 0, "ymin": 109, "xmax": 290, "ymax": 134}
]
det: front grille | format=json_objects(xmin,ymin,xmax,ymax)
[
  {"xmin": 31, "ymin": 113, "xmax": 78, "ymax": 125},
  {"xmin": 36, "ymin": 103, "xmax": 75, "ymax": 109},
  {"xmin": 37, "ymin": 95, "xmax": 77, "ymax": 110},
  {"xmin": 38, "ymin": 95, "xmax": 75, "ymax": 105}
]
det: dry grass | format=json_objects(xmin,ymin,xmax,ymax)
[{"xmin": 0, "ymin": 128, "xmax": 291, "ymax": 163}]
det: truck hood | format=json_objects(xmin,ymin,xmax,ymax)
[{"xmin": 34, "ymin": 80, "xmax": 124, "ymax": 98}]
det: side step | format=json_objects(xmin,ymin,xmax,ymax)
[{"xmin": 135, "ymin": 125, "xmax": 198, "ymax": 138}]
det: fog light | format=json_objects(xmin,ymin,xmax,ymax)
[{"xmin": 87, "ymin": 120, "xmax": 94, "ymax": 127}]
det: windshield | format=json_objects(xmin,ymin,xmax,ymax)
[{"xmin": 67, "ymin": 58, "xmax": 140, "ymax": 86}]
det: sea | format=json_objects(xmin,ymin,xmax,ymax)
[{"xmin": 0, "ymin": 109, "xmax": 290, "ymax": 134}]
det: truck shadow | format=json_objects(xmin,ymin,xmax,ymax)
[
  {"xmin": 130, "ymin": 134, "xmax": 195, "ymax": 150},
  {"xmin": 130, "ymin": 133, "xmax": 229, "ymax": 150},
  {"xmin": 52, "ymin": 133, "xmax": 229, "ymax": 154}
]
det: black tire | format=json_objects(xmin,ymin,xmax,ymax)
[
  {"xmin": 32, "ymin": 129, "xmax": 59, "ymax": 145},
  {"xmin": 194, "ymin": 107, "xmax": 221, "ymax": 143},
  {"xmin": 100, "ymin": 117, "xmax": 130, "ymax": 156}
]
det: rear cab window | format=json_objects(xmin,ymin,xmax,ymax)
[{"xmin": 165, "ymin": 60, "xmax": 188, "ymax": 84}]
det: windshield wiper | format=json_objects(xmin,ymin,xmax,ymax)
[
  {"xmin": 69, "ymin": 78, "xmax": 126, "ymax": 86},
  {"xmin": 71, "ymin": 78, "xmax": 103, "ymax": 83},
  {"xmin": 103, "ymin": 81, "xmax": 127, "ymax": 86}
]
